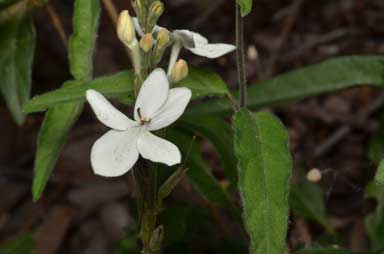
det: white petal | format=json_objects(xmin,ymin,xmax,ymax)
[
  {"xmin": 134, "ymin": 69, "xmax": 169, "ymax": 121},
  {"xmin": 132, "ymin": 17, "xmax": 144, "ymax": 37},
  {"xmin": 137, "ymin": 131, "xmax": 181, "ymax": 166},
  {"xmin": 86, "ymin": 90, "xmax": 137, "ymax": 131},
  {"xmin": 91, "ymin": 128, "xmax": 141, "ymax": 177},
  {"xmin": 132, "ymin": 17, "xmax": 162, "ymax": 36},
  {"xmin": 187, "ymin": 43, "xmax": 236, "ymax": 58},
  {"xmin": 148, "ymin": 88, "xmax": 192, "ymax": 131},
  {"xmin": 172, "ymin": 29, "xmax": 197, "ymax": 48}
]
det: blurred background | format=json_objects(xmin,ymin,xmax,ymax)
[{"xmin": 1, "ymin": 0, "xmax": 384, "ymax": 253}]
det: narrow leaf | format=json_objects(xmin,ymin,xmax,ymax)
[
  {"xmin": 376, "ymin": 160, "xmax": 384, "ymax": 185},
  {"xmin": 158, "ymin": 167, "xmax": 188, "ymax": 206},
  {"xmin": 32, "ymin": 0, "xmax": 101, "ymax": 200},
  {"xmin": 167, "ymin": 130, "xmax": 232, "ymax": 207},
  {"xmin": 68, "ymin": 0, "xmax": 100, "ymax": 80},
  {"xmin": 233, "ymin": 109, "xmax": 292, "ymax": 254},
  {"xmin": 180, "ymin": 116, "xmax": 238, "ymax": 188},
  {"xmin": 0, "ymin": 14, "xmax": 35, "ymax": 125},
  {"xmin": 365, "ymin": 182, "xmax": 384, "ymax": 250},
  {"xmin": 188, "ymin": 56, "xmax": 384, "ymax": 115},
  {"xmin": 24, "ymin": 67, "xmax": 229, "ymax": 113}
]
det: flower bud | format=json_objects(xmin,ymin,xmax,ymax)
[
  {"xmin": 148, "ymin": 1, "xmax": 164, "ymax": 28},
  {"xmin": 117, "ymin": 10, "xmax": 136, "ymax": 47},
  {"xmin": 140, "ymin": 33, "xmax": 154, "ymax": 53},
  {"xmin": 307, "ymin": 168, "xmax": 322, "ymax": 182},
  {"xmin": 171, "ymin": 59, "xmax": 189, "ymax": 83},
  {"xmin": 157, "ymin": 28, "xmax": 170, "ymax": 47}
]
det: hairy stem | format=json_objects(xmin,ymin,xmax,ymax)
[{"xmin": 236, "ymin": 4, "xmax": 247, "ymax": 108}]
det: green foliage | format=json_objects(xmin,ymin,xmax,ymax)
[
  {"xmin": 180, "ymin": 116, "xmax": 238, "ymax": 188},
  {"xmin": 0, "ymin": 14, "xmax": 35, "ymax": 125},
  {"xmin": 233, "ymin": 109, "xmax": 292, "ymax": 254},
  {"xmin": 365, "ymin": 182, "xmax": 384, "ymax": 250},
  {"xmin": 23, "ymin": 67, "xmax": 229, "ymax": 113},
  {"xmin": 23, "ymin": 71, "xmax": 135, "ymax": 113},
  {"xmin": 68, "ymin": 0, "xmax": 100, "ymax": 81},
  {"xmin": 376, "ymin": 160, "xmax": 384, "ymax": 185},
  {"xmin": 160, "ymin": 206, "xmax": 189, "ymax": 246},
  {"xmin": 167, "ymin": 130, "xmax": 232, "ymax": 207},
  {"xmin": 0, "ymin": 0, "xmax": 22, "ymax": 9},
  {"xmin": 368, "ymin": 132, "xmax": 384, "ymax": 164},
  {"xmin": 290, "ymin": 171, "xmax": 333, "ymax": 232},
  {"xmin": 0, "ymin": 234, "xmax": 34, "ymax": 254},
  {"xmin": 31, "ymin": 0, "xmax": 101, "ymax": 201},
  {"xmin": 236, "ymin": 0, "xmax": 252, "ymax": 17},
  {"xmin": 295, "ymin": 247, "xmax": 353, "ymax": 254},
  {"xmin": 32, "ymin": 99, "xmax": 83, "ymax": 201},
  {"xmin": 188, "ymin": 56, "xmax": 384, "ymax": 115}
]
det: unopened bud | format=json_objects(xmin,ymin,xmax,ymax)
[
  {"xmin": 117, "ymin": 10, "xmax": 136, "ymax": 47},
  {"xmin": 148, "ymin": 1, "xmax": 164, "ymax": 28},
  {"xmin": 171, "ymin": 59, "xmax": 188, "ymax": 83},
  {"xmin": 157, "ymin": 28, "xmax": 170, "ymax": 47},
  {"xmin": 140, "ymin": 33, "xmax": 154, "ymax": 53},
  {"xmin": 307, "ymin": 168, "xmax": 322, "ymax": 182}
]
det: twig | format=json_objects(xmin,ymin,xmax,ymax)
[
  {"xmin": 236, "ymin": 5, "xmax": 247, "ymax": 108},
  {"xmin": 46, "ymin": 4, "xmax": 67, "ymax": 48},
  {"xmin": 314, "ymin": 92, "xmax": 384, "ymax": 158},
  {"xmin": 102, "ymin": 0, "xmax": 119, "ymax": 25}
]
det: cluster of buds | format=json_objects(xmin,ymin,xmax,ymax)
[{"xmin": 116, "ymin": 0, "xmax": 189, "ymax": 84}]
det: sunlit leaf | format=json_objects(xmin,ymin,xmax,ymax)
[
  {"xmin": 233, "ymin": 109, "xmax": 292, "ymax": 254},
  {"xmin": 0, "ymin": 234, "xmax": 34, "ymax": 254}
]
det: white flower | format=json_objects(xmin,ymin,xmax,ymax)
[
  {"xmin": 131, "ymin": 18, "xmax": 236, "ymax": 74},
  {"xmin": 86, "ymin": 68, "xmax": 192, "ymax": 177}
]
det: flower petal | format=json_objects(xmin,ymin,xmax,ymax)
[
  {"xmin": 148, "ymin": 88, "xmax": 192, "ymax": 131},
  {"xmin": 86, "ymin": 90, "xmax": 137, "ymax": 131},
  {"xmin": 172, "ymin": 29, "xmax": 197, "ymax": 48},
  {"xmin": 134, "ymin": 68, "xmax": 169, "ymax": 121},
  {"xmin": 187, "ymin": 43, "xmax": 236, "ymax": 58},
  {"xmin": 137, "ymin": 131, "xmax": 181, "ymax": 166},
  {"xmin": 91, "ymin": 128, "xmax": 141, "ymax": 177}
]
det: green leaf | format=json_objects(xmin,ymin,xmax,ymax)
[
  {"xmin": 290, "ymin": 172, "xmax": 333, "ymax": 232},
  {"xmin": 68, "ymin": 0, "xmax": 100, "ymax": 81},
  {"xmin": 159, "ymin": 206, "xmax": 189, "ymax": 246},
  {"xmin": 0, "ymin": 0, "xmax": 22, "ymax": 9},
  {"xmin": 295, "ymin": 247, "xmax": 353, "ymax": 254},
  {"xmin": 0, "ymin": 14, "xmax": 35, "ymax": 125},
  {"xmin": 236, "ymin": 0, "xmax": 252, "ymax": 17},
  {"xmin": 0, "ymin": 234, "xmax": 34, "ymax": 254},
  {"xmin": 167, "ymin": 130, "xmax": 232, "ymax": 207},
  {"xmin": 158, "ymin": 167, "xmax": 188, "ymax": 206},
  {"xmin": 180, "ymin": 116, "xmax": 238, "ymax": 188},
  {"xmin": 376, "ymin": 160, "xmax": 384, "ymax": 186},
  {"xmin": 32, "ymin": 0, "xmax": 101, "ymax": 201},
  {"xmin": 177, "ymin": 67, "xmax": 230, "ymax": 99},
  {"xmin": 32, "ymin": 99, "xmax": 83, "ymax": 201},
  {"xmin": 23, "ymin": 67, "xmax": 230, "ymax": 113},
  {"xmin": 233, "ymin": 109, "xmax": 292, "ymax": 254},
  {"xmin": 365, "ymin": 182, "xmax": 384, "ymax": 250},
  {"xmin": 24, "ymin": 71, "xmax": 135, "ymax": 113},
  {"xmin": 368, "ymin": 132, "xmax": 384, "ymax": 164},
  {"xmin": 188, "ymin": 56, "xmax": 384, "ymax": 115}
]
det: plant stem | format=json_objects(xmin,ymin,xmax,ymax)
[{"xmin": 236, "ymin": 4, "xmax": 247, "ymax": 108}]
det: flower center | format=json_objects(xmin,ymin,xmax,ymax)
[{"xmin": 137, "ymin": 108, "xmax": 151, "ymax": 125}]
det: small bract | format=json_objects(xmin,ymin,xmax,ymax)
[{"xmin": 86, "ymin": 68, "xmax": 192, "ymax": 177}]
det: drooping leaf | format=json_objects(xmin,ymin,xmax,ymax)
[
  {"xmin": 180, "ymin": 116, "xmax": 238, "ymax": 188},
  {"xmin": 188, "ymin": 56, "xmax": 384, "ymax": 115},
  {"xmin": 0, "ymin": 234, "xmax": 34, "ymax": 254},
  {"xmin": 233, "ymin": 109, "xmax": 292, "ymax": 254},
  {"xmin": 0, "ymin": 14, "xmax": 35, "ymax": 125},
  {"xmin": 290, "ymin": 171, "xmax": 333, "ymax": 232},
  {"xmin": 32, "ymin": 99, "xmax": 83, "ymax": 201},
  {"xmin": 32, "ymin": 0, "xmax": 100, "ymax": 201},
  {"xmin": 68, "ymin": 0, "xmax": 100, "ymax": 81},
  {"xmin": 23, "ymin": 67, "xmax": 230, "ymax": 113},
  {"xmin": 167, "ymin": 129, "xmax": 232, "ymax": 207},
  {"xmin": 365, "ymin": 182, "xmax": 384, "ymax": 250}
]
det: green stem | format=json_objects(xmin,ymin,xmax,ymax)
[{"xmin": 235, "ymin": 4, "xmax": 247, "ymax": 108}]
